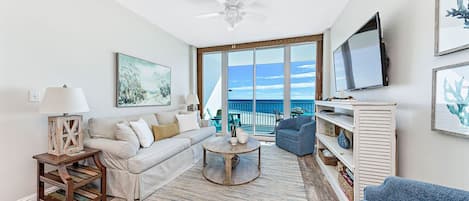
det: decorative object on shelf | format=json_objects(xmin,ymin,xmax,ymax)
[
  {"xmin": 236, "ymin": 128, "xmax": 249, "ymax": 144},
  {"xmin": 230, "ymin": 124, "xmax": 238, "ymax": 145},
  {"xmin": 186, "ymin": 93, "xmax": 200, "ymax": 111},
  {"xmin": 318, "ymin": 148, "xmax": 338, "ymax": 166},
  {"xmin": 432, "ymin": 61, "xmax": 469, "ymax": 137},
  {"xmin": 40, "ymin": 85, "xmax": 89, "ymax": 156},
  {"xmin": 435, "ymin": 0, "xmax": 469, "ymax": 55},
  {"xmin": 337, "ymin": 129, "xmax": 351, "ymax": 149},
  {"xmin": 116, "ymin": 53, "xmax": 171, "ymax": 107},
  {"xmin": 344, "ymin": 130, "xmax": 353, "ymax": 148},
  {"xmin": 322, "ymin": 122, "xmax": 338, "ymax": 137},
  {"xmin": 325, "ymin": 96, "xmax": 355, "ymax": 101},
  {"xmin": 339, "ymin": 170, "xmax": 354, "ymax": 201}
]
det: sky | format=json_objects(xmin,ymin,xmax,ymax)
[{"xmin": 228, "ymin": 44, "xmax": 316, "ymax": 100}]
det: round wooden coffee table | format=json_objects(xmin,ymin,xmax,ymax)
[{"xmin": 202, "ymin": 136, "xmax": 261, "ymax": 186}]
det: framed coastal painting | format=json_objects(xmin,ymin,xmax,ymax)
[
  {"xmin": 432, "ymin": 62, "xmax": 469, "ymax": 137},
  {"xmin": 435, "ymin": 0, "xmax": 469, "ymax": 55},
  {"xmin": 116, "ymin": 53, "xmax": 171, "ymax": 107}
]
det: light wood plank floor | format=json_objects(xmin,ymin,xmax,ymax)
[
  {"xmin": 109, "ymin": 152, "xmax": 338, "ymax": 201},
  {"xmin": 298, "ymin": 154, "xmax": 339, "ymax": 201}
]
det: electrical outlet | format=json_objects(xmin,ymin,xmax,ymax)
[{"xmin": 29, "ymin": 89, "xmax": 41, "ymax": 102}]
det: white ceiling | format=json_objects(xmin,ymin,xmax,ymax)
[{"xmin": 116, "ymin": 0, "xmax": 349, "ymax": 47}]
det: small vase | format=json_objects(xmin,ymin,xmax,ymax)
[
  {"xmin": 230, "ymin": 137, "xmax": 238, "ymax": 145},
  {"xmin": 338, "ymin": 129, "xmax": 350, "ymax": 149},
  {"xmin": 237, "ymin": 133, "xmax": 248, "ymax": 144}
]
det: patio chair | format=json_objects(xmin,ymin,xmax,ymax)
[
  {"xmin": 216, "ymin": 109, "xmax": 241, "ymax": 127},
  {"xmin": 274, "ymin": 109, "xmax": 284, "ymax": 127},
  {"xmin": 207, "ymin": 109, "xmax": 222, "ymax": 132}
]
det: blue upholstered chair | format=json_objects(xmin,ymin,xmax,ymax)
[
  {"xmin": 275, "ymin": 116, "xmax": 316, "ymax": 156},
  {"xmin": 364, "ymin": 176, "xmax": 469, "ymax": 201}
]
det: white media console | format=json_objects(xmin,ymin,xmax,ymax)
[{"xmin": 315, "ymin": 101, "xmax": 397, "ymax": 201}]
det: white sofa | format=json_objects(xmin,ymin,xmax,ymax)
[{"xmin": 83, "ymin": 111, "xmax": 216, "ymax": 200}]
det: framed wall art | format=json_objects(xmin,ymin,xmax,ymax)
[
  {"xmin": 432, "ymin": 61, "xmax": 469, "ymax": 137},
  {"xmin": 435, "ymin": 0, "xmax": 469, "ymax": 55},
  {"xmin": 116, "ymin": 53, "xmax": 171, "ymax": 107}
]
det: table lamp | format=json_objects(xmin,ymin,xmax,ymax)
[
  {"xmin": 186, "ymin": 94, "xmax": 200, "ymax": 112},
  {"xmin": 40, "ymin": 85, "xmax": 89, "ymax": 156}
]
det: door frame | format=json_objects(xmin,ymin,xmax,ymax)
[{"xmin": 197, "ymin": 34, "xmax": 324, "ymax": 133}]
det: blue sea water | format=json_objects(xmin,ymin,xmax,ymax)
[{"xmin": 228, "ymin": 99, "xmax": 315, "ymax": 115}]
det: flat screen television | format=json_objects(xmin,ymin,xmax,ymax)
[{"xmin": 333, "ymin": 12, "xmax": 389, "ymax": 91}]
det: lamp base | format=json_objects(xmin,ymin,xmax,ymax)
[
  {"xmin": 47, "ymin": 115, "xmax": 84, "ymax": 156},
  {"xmin": 187, "ymin": 104, "xmax": 198, "ymax": 112}
]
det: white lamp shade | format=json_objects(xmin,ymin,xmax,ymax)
[
  {"xmin": 40, "ymin": 87, "xmax": 90, "ymax": 114},
  {"xmin": 186, "ymin": 94, "xmax": 200, "ymax": 105}
]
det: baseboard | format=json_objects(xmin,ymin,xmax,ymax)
[{"xmin": 17, "ymin": 187, "xmax": 59, "ymax": 201}]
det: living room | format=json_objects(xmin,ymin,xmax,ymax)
[{"xmin": 1, "ymin": 0, "xmax": 469, "ymax": 200}]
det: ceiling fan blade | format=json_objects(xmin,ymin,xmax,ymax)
[{"xmin": 196, "ymin": 12, "xmax": 224, "ymax": 18}]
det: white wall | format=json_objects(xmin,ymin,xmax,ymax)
[
  {"xmin": 0, "ymin": 0, "xmax": 190, "ymax": 199},
  {"xmin": 327, "ymin": 0, "xmax": 469, "ymax": 190}
]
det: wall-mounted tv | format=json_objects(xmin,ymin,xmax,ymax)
[{"xmin": 333, "ymin": 12, "xmax": 389, "ymax": 91}]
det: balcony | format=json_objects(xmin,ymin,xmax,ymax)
[{"xmin": 226, "ymin": 100, "xmax": 315, "ymax": 135}]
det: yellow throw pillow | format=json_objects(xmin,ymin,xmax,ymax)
[{"xmin": 152, "ymin": 123, "xmax": 179, "ymax": 141}]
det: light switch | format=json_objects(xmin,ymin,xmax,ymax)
[{"xmin": 29, "ymin": 89, "xmax": 41, "ymax": 102}]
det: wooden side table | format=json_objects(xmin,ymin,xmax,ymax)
[{"xmin": 33, "ymin": 148, "xmax": 106, "ymax": 201}]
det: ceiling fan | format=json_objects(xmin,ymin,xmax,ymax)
[{"xmin": 195, "ymin": 0, "xmax": 266, "ymax": 30}]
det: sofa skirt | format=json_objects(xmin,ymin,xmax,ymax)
[
  {"xmin": 102, "ymin": 148, "xmax": 192, "ymax": 200},
  {"xmin": 106, "ymin": 137, "xmax": 215, "ymax": 200}
]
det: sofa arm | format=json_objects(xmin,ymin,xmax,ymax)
[
  {"xmin": 200, "ymin": 119, "xmax": 210, "ymax": 127},
  {"xmin": 364, "ymin": 176, "xmax": 469, "ymax": 201},
  {"xmin": 84, "ymin": 138, "xmax": 138, "ymax": 159},
  {"xmin": 277, "ymin": 118, "xmax": 297, "ymax": 130},
  {"xmin": 299, "ymin": 121, "xmax": 315, "ymax": 134}
]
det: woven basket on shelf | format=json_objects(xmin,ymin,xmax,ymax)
[{"xmin": 318, "ymin": 148, "xmax": 338, "ymax": 166}]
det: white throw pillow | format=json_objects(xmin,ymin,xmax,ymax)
[
  {"xmin": 129, "ymin": 118, "xmax": 154, "ymax": 148},
  {"xmin": 115, "ymin": 122, "xmax": 140, "ymax": 151},
  {"xmin": 179, "ymin": 111, "xmax": 201, "ymax": 126},
  {"xmin": 176, "ymin": 113, "xmax": 200, "ymax": 133}
]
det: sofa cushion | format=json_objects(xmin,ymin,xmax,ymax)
[
  {"xmin": 277, "ymin": 129, "xmax": 300, "ymax": 141},
  {"xmin": 115, "ymin": 122, "xmax": 140, "ymax": 151},
  {"xmin": 88, "ymin": 114, "xmax": 158, "ymax": 139},
  {"xmin": 152, "ymin": 123, "xmax": 179, "ymax": 141},
  {"xmin": 126, "ymin": 114, "xmax": 159, "ymax": 127},
  {"xmin": 128, "ymin": 138, "xmax": 191, "ymax": 173},
  {"xmin": 156, "ymin": 110, "xmax": 180, "ymax": 125},
  {"xmin": 89, "ymin": 117, "xmax": 127, "ymax": 139},
  {"xmin": 176, "ymin": 113, "xmax": 200, "ymax": 133},
  {"xmin": 174, "ymin": 126, "xmax": 215, "ymax": 145}
]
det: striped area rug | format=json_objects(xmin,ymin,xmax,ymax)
[{"xmin": 146, "ymin": 143, "xmax": 307, "ymax": 201}]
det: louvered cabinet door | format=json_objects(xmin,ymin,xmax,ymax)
[{"xmin": 353, "ymin": 106, "xmax": 396, "ymax": 201}]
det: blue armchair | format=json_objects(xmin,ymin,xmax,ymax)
[
  {"xmin": 364, "ymin": 176, "xmax": 469, "ymax": 201},
  {"xmin": 275, "ymin": 116, "xmax": 316, "ymax": 156}
]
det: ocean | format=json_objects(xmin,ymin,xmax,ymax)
[{"xmin": 228, "ymin": 99, "xmax": 315, "ymax": 115}]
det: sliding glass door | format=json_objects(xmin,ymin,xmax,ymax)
[
  {"xmin": 255, "ymin": 47, "xmax": 285, "ymax": 134},
  {"xmin": 290, "ymin": 43, "xmax": 317, "ymax": 117},
  {"xmin": 227, "ymin": 50, "xmax": 254, "ymax": 133},
  {"xmin": 201, "ymin": 41, "xmax": 318, "ymax": 136}
]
